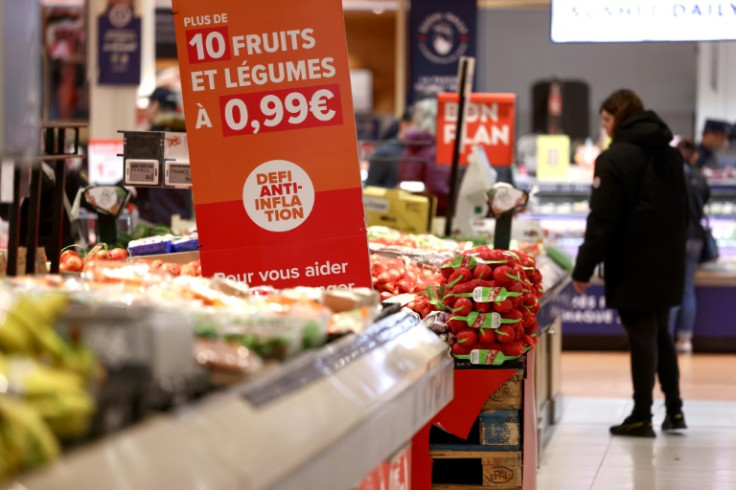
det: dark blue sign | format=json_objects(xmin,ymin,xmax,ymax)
[
  {"xmin": 409, "ymin": 0, "xmax": 477, "ymax": 103},
  {"xmin": 561, "ymin": 285, "xmax": 622, "ymax": 335},
  {"xmin": 98, "ymin": 4, "xmax": 141, "ymax": 85}
]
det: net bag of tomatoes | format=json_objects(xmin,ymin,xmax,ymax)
[
  {"xmin": 409, "ymin": 246, "xmax": 544, "ymax": 365},
  {"xmin": 370, "ymin": 254, "xmax": 445, "ymax": 305}
]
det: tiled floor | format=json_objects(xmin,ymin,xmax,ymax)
[{"xmin": 537, "ymin": 352, "xmax": 736, "ymax": 489}]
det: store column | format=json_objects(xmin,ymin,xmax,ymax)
[
  {"xmin": 696, "ymin": 41, "xmax": 736, "ymax": 134},
  {"xmin": 87, "ymin": 0, "xmax": 155, "ymax": 183}
]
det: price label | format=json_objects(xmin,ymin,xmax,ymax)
[
  {"xmin": 362, "ymin": 196, "xmax": 390, "ymax": 213},
  {"xmin": 219, "ymin": 84, "xmax": 342, "ymax": 137},
  {"xmin": 490, "ymin": 312, "xmax": 502, "ymax": 329},
  {"xmin": 125, "ymin": 159, "xmax": 160, "ymax": 186},
  {"xmin": 165, "ymin": 161, "xmax": 193, "ymax": 188}
]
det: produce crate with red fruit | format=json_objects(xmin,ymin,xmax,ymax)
[
  {"xmin": 405, "ymin": 246, "xmax": 545, "ymax": 366},
  {"xmin": 59, "ymin": 243, "xmax": 130, "ymax": 273},
  {"xmin": 370, "ymin": 253, "xmax": 445, "ymax": 302}
]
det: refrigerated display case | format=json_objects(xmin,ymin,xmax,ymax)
[
  {"xmin": 514, "ymin": 177, "xmax": 736, "ymax": 352},
  {"xmin": 2, "ymin": 308, "xmax": 453, "ymax": 490}
]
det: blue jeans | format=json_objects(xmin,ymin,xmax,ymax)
[{"xmin": 669, "ymin": 238, "xmax": 704, "ymax": 341}]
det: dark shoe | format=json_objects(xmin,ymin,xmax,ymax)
[
  {"xmin": 662, "ymin": 412, "xmax": 687, "ymax": 431},
  {"xmin": 610, "ymin": 416, "xmax": 656, "ymax": 438}
]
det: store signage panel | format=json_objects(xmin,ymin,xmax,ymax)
[
  {"xmin": 436, "ymin": 93, "xmax": 516, "ymax": 166},
  {"xmin": 88, "ymin": 139, "xmax": 124, "ymax": 185},
  {"xmin": 171, "ymin": 0, "xmax": 371, "ymax": 289},
  {"xmin": 552, "ymin": 1, "xmax": 736, "ymax": 42},
  {"xmin": 561, "ymin": 285, "xmax": 622, "ymax": 334},
  {"xmin": 409, "ymin": 0, "xmax": 477, "ymax": 102},
  {"xmin": 536, "ymin": 135, "xmax": 571, "ymax": 182},
  {"xmin": 98, "ymin": 1, "xmax": 141, "ymax": 85}
]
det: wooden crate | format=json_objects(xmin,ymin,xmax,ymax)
[
  {"xmin": 431, "ymin": 449, "xmax": 522, "ymax": 489},
  {"xmin": 481, "ymin": 370, "xmax": 523, "ymax": 411},
  {"xmin": 479, "ymin": 411, "xmax": 520, "ymax": 450},
  {"xmin": 430, "ymin": 410, "xmax": 521, "ymax": 451}
]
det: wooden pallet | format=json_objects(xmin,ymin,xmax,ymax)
[
  {"xmin": 431, "ymin": 449, "xmax": 522, "ymax": 489},
  {"xmin": 481, "ymin": 370, "xmax": 523, "ymax": 411},
  {"xmin": 431, "ymin": 409, "xmax": 521, "ymax": 451},
  {"xmin": 430, "ymin": 369, "xmax": 524, "ymax": 488}
]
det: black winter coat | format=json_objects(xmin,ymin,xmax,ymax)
[
  {"xmin": 684, "ymin": 164, "xmax": 710, "ymax": 240},
  {"xmin": 572, "ymin": 111, "xmax": 688, "ymax": 311}
]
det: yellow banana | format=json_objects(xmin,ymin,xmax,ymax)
[
  {"xmin": 58, "ymin": 343, "xmax": 99, "ymax": 382},
  {"xmin": 11, "ymin": 295, "xmax": 67, "ymax": 360},
  {"xmin": 0, "ymin": 395, "xmax": 60, "ymax": 472},
  {"xmin": 0, "ymin": 311, "xmax": 33, "ymax": 354}
]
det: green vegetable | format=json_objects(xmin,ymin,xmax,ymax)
[
  {"xmin": 151, "ymin": 224, "xmax": 173, "ymax": 236},
  {"xmin": 194, "ymin": 322, "xmax": 219, "ymax": 339},
  {"xmin": 131, "ymin": 224, "xmax": 153, "ymax": 240},
  {"xmin": 302, "ymin": 321, "xmax": 324, "ymax": 350},
  {"xmin": 546, "ymin": 245, "xmax": 574, "ymax": 273}
]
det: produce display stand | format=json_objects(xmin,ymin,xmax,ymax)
[
  {"xmin": 5, "ymin": 311, "xmax": 453, "ymax": 490},
  {"xmin": 411, "ymin": 261, "xmax": 571, "ymax": 490}
]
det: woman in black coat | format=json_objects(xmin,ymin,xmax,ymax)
[{"xmin": 572, "ymin": 89, "xmax": 689, "ymax": 437}]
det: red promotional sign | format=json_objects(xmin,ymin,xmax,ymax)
[
  {"xmin": 172, "ymin": 0, "xmax": 371, "ymax": 289},
  {"xmin": 358, "ymin": 444, "xmax": 410, "ymax": 490},
  {"xmin": 436, "ymin": 93, "xmax": 516, "ymax": 166},
  {"xmin": 388, "ymin": 444, "xmax": 411, "ymax": 490},
  {"xmin": 358, "ymin": 462, "xmax": 389, "ymax": 490}
]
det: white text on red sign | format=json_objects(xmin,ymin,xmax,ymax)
[{"xmin": 441, "ymin": 101, "xmax": 510, "ymax": 148}]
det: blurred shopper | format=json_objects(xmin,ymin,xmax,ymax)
[
  {"xmin": 364, "ymin": 111, "xmax": 412, "ymax": 188},
  {"xmin": 696, "ymin": 119, "xmax": 731, "ymax": 169},
  {"xmin": 572, "ymin": 89, "xmax": 689, "ymax": 437},
  {"xmin": 133, "ymin": 87, "xmax": 194, "ymax": 226},
  {"xmin": 146, "ymin": 87, "xmax": 185, "ymax": 132},
  {"xmin": 715, "ymin": 123, "xmax": 736, "ymax": 169},
  {"xmin": 670, "ymin": 139, "xmax": 709, "ymax": 355},
  {"xmin": 397, "ymin": 98, "xmax": 454, "ymax": 216}
]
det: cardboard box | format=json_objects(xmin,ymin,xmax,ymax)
[
  {"xmin": 363, "ymin": 187, "xmax": 436, "ymax": 234},
  {"xmin": 0, "ymin": 247, "xmax": 48, "ymax": 275}
]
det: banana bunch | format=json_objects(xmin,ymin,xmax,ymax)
[
  {"xmin": 0, "ymin": 394, "xmax": 60, "ymax": 479},
  {"xmin": 58, "ymin": 341, "xmax": 99, "ymax": 383},
  {"xmin": 0, "ymin": 354, "xmax": 95, "ymax": 441},
  {"xmin": 0, "ymin": 291, "xmax": 99, "ymax": 381},
  {"xmin": 0, "ymin": 290, "xmax": 100, "ymax": 478},
  {"xmin": 0, "ymin": 292, "xmax": 69, "ymax": 360}
]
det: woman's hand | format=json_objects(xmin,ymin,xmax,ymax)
[{"xmin": 573, "ymin": 280, "xmax": 590, "ymax": 294}]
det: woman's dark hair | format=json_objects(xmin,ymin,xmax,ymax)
[
  {"xmin": 676, "ymin": 138, "xmax": 697, "ymax": 163},
  {"xmin": 600, "ymin": 89, "xmax": 644, "ymax": 133}
]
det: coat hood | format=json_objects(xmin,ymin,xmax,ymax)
[{"xmin": 613, "ymin": 110, "xmax": 673, "ymax": 149}]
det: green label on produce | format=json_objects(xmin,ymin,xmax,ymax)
[
  {"xmin": 469, "ymin": 348, "xmax": 520, "ymax": 365},
  {"xmin": 472, "ymin": 287, "xmax": 521, "ymax": 303}
]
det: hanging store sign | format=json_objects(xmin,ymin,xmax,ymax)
[
  {"xmin": 409, "ymin": 0, "xmax": 477, "ymax": 102},
  {"xmin": 536, "ymin": 134, "xmax": 571, "ymax": 181},
  {"xmin": 97, "ymin": 2, "xmax": 141, "ymax": 85},
  {"xmin": 552, "ymin": 1, "xmax": 736, "ymax": 42},
  {"xmin": 171, "ymin": 0, "xmax": 371, "ymax": 289},
  {"xmin": 88, "ymin": 139, "xmax": 124, "ymax": 185},
  {"xmin": 436, "ymin": 93, "xmax": 516, "ymax": 167}
]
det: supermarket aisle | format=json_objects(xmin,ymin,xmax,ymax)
[{"xmin": 537, "ymin": 353, "xmax": 736, "ymax": 489}]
